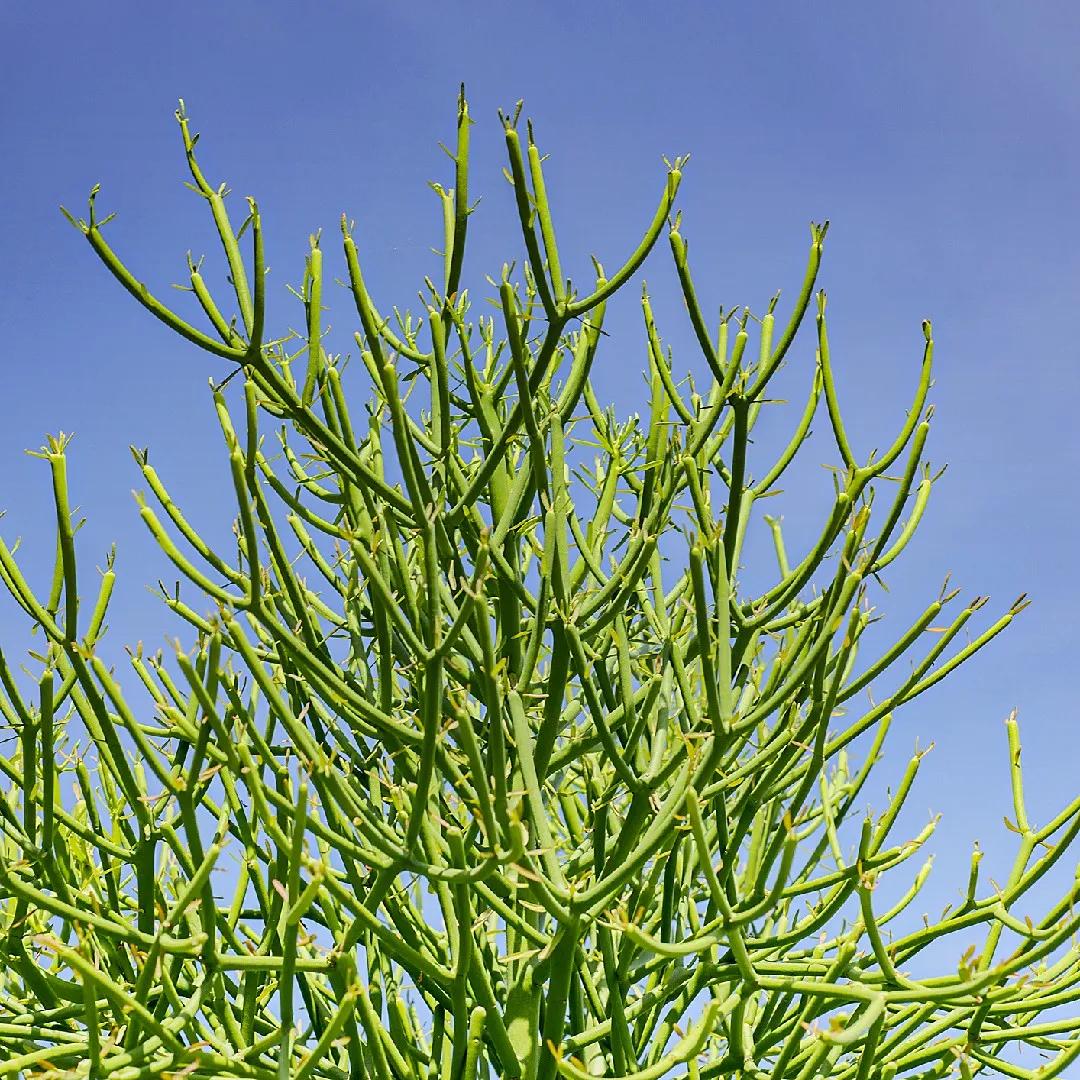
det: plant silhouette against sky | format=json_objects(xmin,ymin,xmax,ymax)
[{"xmin": 0, "ymin": 90, "xmax": 1076, "ymax": 1079}]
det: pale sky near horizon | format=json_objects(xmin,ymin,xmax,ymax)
[{"xmin": 1, "ymin": 1, "xmax": 1078, "ymax": 924}]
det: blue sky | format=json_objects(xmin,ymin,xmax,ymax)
[{"xmin": 1, "ymin": 1, "xmax": 1078, "ymax": 918}]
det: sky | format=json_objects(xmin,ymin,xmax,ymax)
[{"xmin": 1, "ymin": 2, "xmax": 1079, "ymax": 928}]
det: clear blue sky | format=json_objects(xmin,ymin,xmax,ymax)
[{"xmin": 1, "ymin": 2, "xmax": 1078, "ymax": 917}]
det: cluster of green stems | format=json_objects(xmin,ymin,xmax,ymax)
[{"xmin": 0, "ymin": 90, "xmax": 1077, "ymax": 1079}]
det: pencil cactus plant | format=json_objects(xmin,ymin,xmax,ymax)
[{"xmin": 0, "ymin": 90, "xmax": 1077, "ymax": 1079}]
